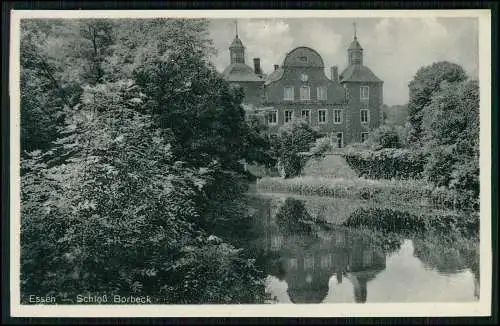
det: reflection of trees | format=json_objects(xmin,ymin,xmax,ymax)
[
  {"xmin": 412, "ymin": 236, "xmax": 479, "ymax": 275},
  {"xmin": 275, "ymin": 198, "xmax": 315, "ymax": 235}
]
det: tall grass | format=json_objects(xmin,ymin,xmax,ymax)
[{"xmin": 256, "ymin": 176, "xmax": 473, "ymax": 211}]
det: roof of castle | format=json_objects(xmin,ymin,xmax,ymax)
[
  {"xmin": 348, "ymin": 37, "xmax": 363, "ymax": 51},
  {"xmin": 339, "ymin": 64, "xmax": 383, "ymax": 83},
  {"xmin": 229, "ymin": 35, "xmax": 244, "ymax": 49},
  {"xmin": 264, "ymin": 66, "xmax": 285, "ymax": 85},
  {"xmin": 222, "ymin": 62, "xmax": 264, "ymax": 82}
]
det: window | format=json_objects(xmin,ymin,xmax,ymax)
[
  {"xmin": 268, "ymin": 110, "xmax": 278, "ymax": 125},
  {"xmin": 360, "ymin": 109, "xmax": 370, "ymax": 124},
  {"xmin": 336, "ymin": 132, "xmax": 344, "ymax": 148},
  {"xmin": 300, "ymin": 86, "xmax": 310, "ymax": 100},
  {"xmin": 304, "ymin": 256, "xmax": 315, "ymax": 270},
  {"xmin": 299, "ymin": 56, "xmax": 308, "ymax": 62},
  {"xmin": 289, "ymin": 258, "xmax": 298, "ymax": 270},
  {"xmin": 318, "ymin": 109, "xmax": 327, "ymax": 124},
  {"xmin": 301, "ymin": 109, "xmax": 311, "ymax": 123},
  {"xmin": 361, "ymin": 132, "xmax": 369, "ymax": 143},
  {"xmin": 284, "ymin": 110, "xmax": 293, "ymax": 123},
  {"xmin": 284, "ymin": 86, "xmax": 294, "ymax": 101},
  {"xmin": 317, "ymin": 86, "xmax": 327, "ymax": 100},
  {"xmin": 333, "ymin": 109, "xmax": 343, "ymax": 124},
  {"xmin": 360, "ymin": 86, "xmax": 370, "ymax": 100}
]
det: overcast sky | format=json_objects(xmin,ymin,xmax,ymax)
[{"xmin": 207, "ymin": 17, "xmax": 478, "ymax": 106}]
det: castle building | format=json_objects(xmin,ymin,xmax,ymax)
[{"xmin": 221, "ymin": 23, "xmax": 384, "ymax": 147}]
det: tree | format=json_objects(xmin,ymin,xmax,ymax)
[
  {"xmin": 407, "ymin": 61, "xmax": 467, "ymax": 145},
  {"xmin": 422, "ymin": 79, "xmax": 479, "ymax": 205},
  {"xmin": 21, "ymin": 81, "xmax": 265, "ymax": 304},
  {"xmin": 382, "ymin": 104, "xmax": 409, "ymax": 127},
  {"xmin": 273, "ymin": 119, "xmax": 320, "ymax": 178},
  {"xmin": 19, "ymin": 18, "xmax": 271, "ymax": 304}
]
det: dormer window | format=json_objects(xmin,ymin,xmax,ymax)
[
  {"xmin": 300, "ymin": 86, "xmax": 310, "ymax": 101},
  {"xmin": 317, "ymin": 86, "xmax": 327, "ymax": 100},
  {"xmin": 284, "ymin": 86, "xmax": 294, "ymax": 101}
]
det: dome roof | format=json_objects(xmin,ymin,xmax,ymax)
[
  {"xmin": 222, "ymin": 63, "xmax": 263, "ymax": 82},
  {"xmin": 282, "ymin": 47, "xmax": 324, "ymax": 68},
  {"xmin": 229, "ymin": 35, "xmax": 244, "ymax": 49},
  {"xmin": 348, "ymin": 37, "xmax": 363, "ymax": 51}
]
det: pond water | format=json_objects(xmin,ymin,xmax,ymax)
[{"xmin": 240, "ymin": 193, "xmax": 479, "ymax": 304}]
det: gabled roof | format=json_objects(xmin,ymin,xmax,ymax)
[
  {"xmin": 222, "ymin": 63, "xmax": 263, "ymax": 82},
  {"xmin": 339, "ymin": 64, "xmax": 382, "ymax": 83}
]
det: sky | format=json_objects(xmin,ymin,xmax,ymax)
[{"xmin": 207, "ymin": 17, "xmax": 479, "ymax": 106}]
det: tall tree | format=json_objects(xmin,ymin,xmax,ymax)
[
  {"xmin": 407, "ymin": 61, "xmax": 467, "ymax": 145},
  {"xmin": 422, "ymin": 79, "xmax": 479, "ymax": 205}
]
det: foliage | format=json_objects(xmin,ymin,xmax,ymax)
[
  {"xmin": 407, "ymin": 61, "xmax": 467, "ymax": 145},
  {"xmin": 309, "ymin": 137, "xmax": 334, "ymax": 158},
  {"xmin": 343, "ymin": 147, "xmax": 428, "ymax": 180},
  {"xmin": 20, "ymin": 19, "xmax": 270, "ymax": 304},
  {"xmin": 381, "ymin": 104, "xmax": 409, "ymax": 127},
  {"xmin": 365, "ymin": 125, "xmax": 402, "ymax": 150},
  {"xmin": 421, "ymin": 80, "xmax": 479, "ymax": 202},
  {"xmin": 271, "ymin": 119, "xmax": 320, "ymax": 178}
]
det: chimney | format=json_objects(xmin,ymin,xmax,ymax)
[
  {"xmin": 331, "ymin": 66, "xmax": 339, "ymax": 82},
  {"xmin": 274, "ymin": 64, "xmax": 279, "ymax": 71},
  {"xmin": 253, "ymin": 58, "xmax": 262, "ymax": 75}
]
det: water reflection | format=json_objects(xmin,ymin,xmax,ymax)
[{"xmin": 247, "ymin": 195, "xmax": 479, "ymax": 304}]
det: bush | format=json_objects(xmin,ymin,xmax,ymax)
[
  {"xmin": 343, "ymin": 147, "xmax": 428, "ymax": 180},
  {"xmin": 366, "ymin": 125, "xmax": 402, "ymax": 150},
  {"xmin": 272, "ymin": 119, "xmax": 320, "ymax": 178}
]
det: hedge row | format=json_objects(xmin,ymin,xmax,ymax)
[{"xmin": 342, "ymin": 148, "xmax": 428, "ymax": 180}]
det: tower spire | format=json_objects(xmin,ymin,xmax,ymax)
[
  {"xmin": 235, "ymin": 20, "xmax": 238, "ymax": 37},
  {"xmin": 353, "ymin": 21, "xmax": 357, "ymax": 40}
]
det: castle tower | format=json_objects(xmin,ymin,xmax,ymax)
[
  {"xmin": 348, "ymin": 22, "xmax": 363, "ymax": 65},
  {"xmin": 222, "ymin": 20, "xmax": 265, "ymax": 105},
  {"xmin": 339, "ymin": 22, "xmax": 384, "ymax": 144},
  {"xmin": 229, "ymin": 21, "xmax": 245, "ymax": 64}
]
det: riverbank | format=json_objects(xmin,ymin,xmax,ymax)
[{"xmin": 255, "ymin": 176, "xmax": 474, "ymax": 211}]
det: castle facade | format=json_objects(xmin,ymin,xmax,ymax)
[{"xmin": 221, "ymin": 25, "xmax": 384, "ymax": 147}]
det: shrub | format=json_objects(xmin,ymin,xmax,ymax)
[
  {"xmin": 343, "ymin": 147, "xmax": 428, "ymax": 180},
  {"xmin": 272, "ymin": 119, "xmax": 320, "ymax": 178},
  {"xmin": 366, "ymin": 125, "xmax": 402, "ymax": 150}
]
